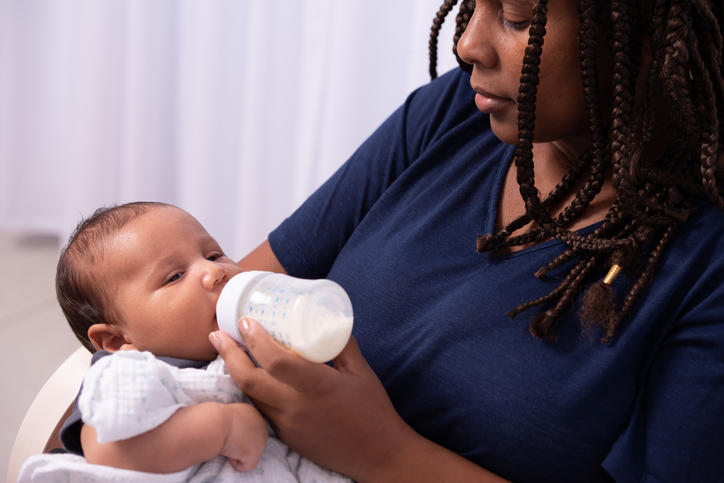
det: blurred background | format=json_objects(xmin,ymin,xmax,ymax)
[{"xmin": 0, "ymin": 0, "xmax": 459, "ymax": 479}]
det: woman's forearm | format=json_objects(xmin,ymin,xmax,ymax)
[
  {"xmin": 81, "ymin": 402, "xmax": 265, "ymax": 474},
  {"xmin": 237, "ymin": 239, "xmax": 286, "ymax": 273}
]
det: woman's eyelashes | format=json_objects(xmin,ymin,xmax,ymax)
[
  {"xmin": 502, "ymin": 16, "xmax": 530, "ymax": 30},
  {"xmin": 468, "ymin": 1, "xmax": 529, "ymax": 31},
  {"xmin": 500, "ymin": 7, "xmax": 531, "ymax": 31},
  {"xmin": 499, "ymin": 1, "xmax": 532, "ymax": 31}
]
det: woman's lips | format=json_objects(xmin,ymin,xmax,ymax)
[{"xmin": 473, "ymin": 90, "xmax": 512, "ymax": 114}]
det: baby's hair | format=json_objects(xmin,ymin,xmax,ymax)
[
  {"xmin": 56, "ymin": 201, "xmax": 171, "ymax": 352},
  {"xmin": 430, "ymin": 0, "xmax": 724, "ymax": 342}
]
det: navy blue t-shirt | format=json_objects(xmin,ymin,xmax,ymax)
[{"xmin": 269, "ymin": 69, "xmax": 724, "ymax": 482}]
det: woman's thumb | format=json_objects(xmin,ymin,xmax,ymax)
[{"xmin": 210, "ymin": 329, "xmax": 242, "ymax": 358}]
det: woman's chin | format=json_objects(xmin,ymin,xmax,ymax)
[{"xmin": 489, "ymin": 123, "xmax": 518, "ymax": 147}]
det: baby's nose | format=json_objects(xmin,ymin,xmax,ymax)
[{"xmin": 202, "ymin": 261, "xmax": 228, "ymax": 288}]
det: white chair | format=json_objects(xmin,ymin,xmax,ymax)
[{"xmin": 6, "ymin": 347, "xmax": 91, "ymax": 483}]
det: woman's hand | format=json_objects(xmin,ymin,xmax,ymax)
[
  {"xmin": 210, "ymin": 318, "xmax": 412, "ymax": 482},
  {"xmin": 211, "ymin": 318, "xmax": 506, "ymax": 482}
]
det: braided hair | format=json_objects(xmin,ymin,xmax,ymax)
[{"xmin": 429, "ymin": 0, "xmax": 724, "ymax": 342}]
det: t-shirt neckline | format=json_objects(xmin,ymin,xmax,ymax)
[{"xmin": 485, "ymin": 144, "xmax": 602, "ymax": 261}]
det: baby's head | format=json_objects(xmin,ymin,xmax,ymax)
[{"xmin": 57, "ymin": 202, "xmax": 242, "ymax": 360}]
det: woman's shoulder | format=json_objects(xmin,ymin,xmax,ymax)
[
  {"xmin": 401, "ymin": 68, "xmax": 493, "ymax": 156},
  {"xmin": 664, "ymin": 199, "xmax": 724, "ymax": 271},
  {"xmin": 680, "ymin": 198, "xmax": 724, "ymax": 242},
  {"xmin": 410, "ymin": 67, "xmax": 473, "ymax": 98},
  {"xmin": 404, "ymin": 68, "xmax": 480, "ymax": 125},
  {"xmin": 657, "ymin": 199, "xmax": 724, "ymax": 319}
]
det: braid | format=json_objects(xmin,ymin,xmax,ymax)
[
  {"xmin": 535, "ymin": 201, "xmax": 633, "ymax": 279},
  {"xmin": 696, "ymin": 3, "xmax": 724, "ymax": 151},
  {"xmin": 513, "ymin": 0, "xmax": 550, "ymax": 234},
  {"xmin": 477, "ymin": 149, "xmax": 591, "ymax": 252},
  {"xmin": 528, "ymin": 253, "xmax": 601, "ymax": 340},
  {"xmin": 430, "ymin": 0, "xmax": 724, "ymax": 342},
  {"xmin": 453, "ymin": 1, "xmax": 475, "ymax": 74},
  {"xmin": 689, "ymin": 29, "xmax": 724, "ymax": 210},
  {"xmin": 429, "ymin": 0, "xmax": 459, "ymax": 80},
  {"xmin": 507, "ymin": 252, "xmax": 599, "ymax": 321},
  {"xmin": 510, "ymin": 0, "xmax": 640, "ymax": 254},
  {"xmin": 611, "ymin": 220, "xmax": 682, "ymax": 340},
  {"xmin": 609, "ymin": 0, "xmax": 641, "ymax": 224}
]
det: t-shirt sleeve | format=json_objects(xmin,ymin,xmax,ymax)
[
  {"xmin": 58, "ymin": 399, "xmax": 84, "ymax": 455},
  {"xmin": 269, "ymin": 69, "xmax": 473, "ymax": 279},
  {"xmin": 603, "ymin": 236, "xmax": 724, "ymax": 482}
]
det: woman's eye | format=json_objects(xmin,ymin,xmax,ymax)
[{"xmin": 502, "ymin": 16, "xmax": 529, "ymax": 30}]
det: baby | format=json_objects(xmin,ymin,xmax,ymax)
[{"xmin": 19, "ymin": 201, "xmax": 350, "ymax": 483}]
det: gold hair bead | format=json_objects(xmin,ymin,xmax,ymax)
[{"xmin": 602, "ymin": 264, "xmax": 622, "ymax": 285}]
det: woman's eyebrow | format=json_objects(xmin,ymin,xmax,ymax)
[{"xmin": 507, "ymin": 0, "xmax": 534, "ymax": 9}]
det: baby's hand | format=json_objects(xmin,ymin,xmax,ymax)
[{"xmin": 220, "ymin": 403, "xmax": 268, "ymax": 472}]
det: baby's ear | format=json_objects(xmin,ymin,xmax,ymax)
[{"xmin": 87, "ymin": 324, "xmax": 131, "ymax": 353}]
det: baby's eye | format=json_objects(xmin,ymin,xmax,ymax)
[
  {"xmin": 207, "ymin": 252, "xmax": 225, "ymax": 262},
  {"xmin": 166, "ymin": 272, "xmax": 183, "ymax": 284}
]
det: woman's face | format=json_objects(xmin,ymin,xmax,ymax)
[{"xmin": 456, "ymin": 0, "xmax": 589, "ymax": 146}]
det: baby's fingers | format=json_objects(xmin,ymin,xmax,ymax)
[{"xmin": 227, "ymin": 458, "xmax": 247, "ymax": 472}]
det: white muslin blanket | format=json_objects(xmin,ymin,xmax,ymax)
[{"xmin": 18, "ymin": 350, "xmax": 351, "ymax": 483}]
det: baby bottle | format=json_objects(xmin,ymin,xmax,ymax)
[{"xmin": 216, "ymin": 271, "xmax": 354, "ymax": 363}]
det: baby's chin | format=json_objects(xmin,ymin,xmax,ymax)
[
  {"xmin": 157, "ymin": 346, "xmax": 219, "ymax": 362},
  {"xmin": 192, "ymin": 348, "xmax": 220, "ymax": 362}
]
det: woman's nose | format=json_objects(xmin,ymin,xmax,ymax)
[
  {"xmin": 201, "ymin": 261, "xmax": 228, "ymax": 289},
  {"xmin": 456, "ymin": 6, "xmax": 499, "ymax": 69}
]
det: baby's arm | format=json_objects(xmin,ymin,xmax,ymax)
[{"xmin": 81, "ymin": 401, "xmax": 268, "ymax": 474}]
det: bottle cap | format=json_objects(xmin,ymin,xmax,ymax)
[{"xmin": 216, "ymin": 271, "xmax": 269, "ymax": 346}]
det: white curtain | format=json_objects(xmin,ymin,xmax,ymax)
[{"xmin": 0, "ymin": 0, "xmax": 459, "ymax": 260}]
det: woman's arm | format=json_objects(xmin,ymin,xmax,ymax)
[
  {"xmin": 237, "ymin": 239, "xmax": 287, "ymax": 274},
  {"xmin": 81, "ymin": 402, "xmax": 267, "ymax": 474},
  {"xmin": 211, "ymin": 320, "xmax": 509, "ymax": 483}
]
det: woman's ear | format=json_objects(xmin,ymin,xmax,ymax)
[{"xmin": 87, "ymin": 324, "xmax": 131, "ymax": 352}]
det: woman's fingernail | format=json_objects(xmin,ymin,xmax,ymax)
[
  {"xmin": 209, "ymin": 331, "xmax": 221, "ymax": 349},
  {"xmin": 240, "ymin": 318, "xmax": 251, "ymax": 334}
]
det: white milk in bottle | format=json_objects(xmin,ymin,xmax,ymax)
[{"xmin": 216, "ymin": 271, "xmax": 354, "ymax": 363}]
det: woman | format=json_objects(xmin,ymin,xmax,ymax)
[{"xmin": 212, "ymin": 1, "xmax": 724, "ymax": 481}]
